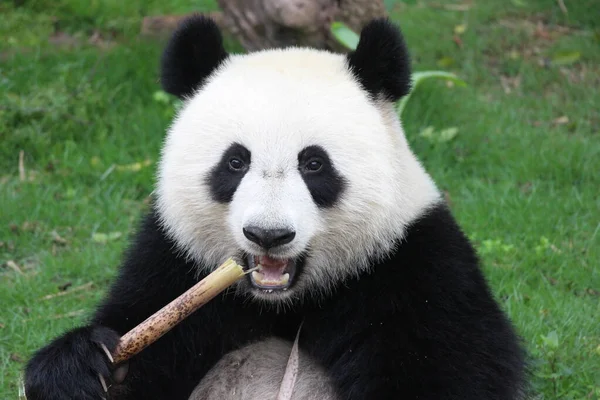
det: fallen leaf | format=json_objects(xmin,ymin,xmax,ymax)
[
  {"xmin": 115, "ymin": 159, "xmax": 152, "ymax": 172},
  {"xmin": 534, "ymin": 22, "xmax": 553, "ymax": 40},
  {"xmin": 454, "ymin": 24, "xmax": 467, "ymax": 35},
  {"xmin": 419, "ymin": 126, "xmax": 459, "ymax": 143},
  {"xmin": 92, "ymin": 233, "xmax": 106, "ymax": 242},
  {"xmin": 419, "ymin": 126, "xmax": 435, "ymax": 140},
  {"xmin": 153, "ymin": 91, "xmax": 171, "ymax": 104},
  {"xmin": 5, "ymin": 260, "xmax": 24, "ymax": 275},
  {"xmin": 437, "ymin": 56, "xmax": 456, "ymax": 68},
  {"xmin": 92, "ymin": 232, "xmax": 123, "ymax": 244},
  {"xmin": 51, "ymin": 231, "xmax": 68, "ymax": 246},
  {"xmin": 90, "ymin": 156, "xmax": 102, "ymax": 167},
  {"xmin": 551, "ymin": 51, "xmax": 581, "ymax": 66},
  {"xmin": 21, "ymin": 221, "xmax": 40, "ymax": 232},
  {"xmin": 553, "ymin": 115, "xmax": 569, "ymax": 125},
  {"xmin": 88, "ymin": 30, "xmax": 115, "ymax": 50},
  {"xmin": 519, "ymin": 182, "xmax": 533, "ymax": 194},
  {"xmin": 500, "ymin": 75, "xmax": 521, "ymax": 94},
  {"xmin": 108, "ymin": 232, "xmax": 122, "ymax": 241},
  {"xmin": 438, "ymin": 127, "xmax": 459, "ymax": 142},
  {"xmin": 452, "ymin": 35, "xmax": 463, "ymax": 47},
  {"xmin": 10, "ymin": 353, "xmax": 24, "ymax": 363},
  {"xmin": 0, "ymin": 322, "xmax": 5, "ymax": 329},
  {"xmin": 586, "ymin": 288, "xmax": 599, "ymax": 297},
  {"xmin": 541, "ymin": 331, "xmax": 560, "ymax": 349}
]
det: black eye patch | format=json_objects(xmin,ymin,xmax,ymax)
[
  {"xmin": 298, "ymin": 145, "xmax": 346, "ymax": 208},
  {"xmin": 206, "ymin": 143, "xmax": 251, "ymax": 203}
]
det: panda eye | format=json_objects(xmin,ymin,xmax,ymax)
[
  {"xmin": 228, "ymin": 157, "xmax": 245, "ymax": 171},
  {"xmin": 304, "ymin": 159, "xmax": 323, "ymax": 172}
]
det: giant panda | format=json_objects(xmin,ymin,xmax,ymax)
[{"xmin": 24, "ymin": 15, "xmax": 526, "ymax": 400}]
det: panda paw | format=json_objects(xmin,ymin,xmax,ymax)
[{"xmin": 24, "ymin": 325, "xmax": 126, "ymax": 400}]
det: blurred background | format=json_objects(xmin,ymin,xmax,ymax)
[{"xmin": 1, "ymin": 0, "xmax": 598, "ymax": 398}]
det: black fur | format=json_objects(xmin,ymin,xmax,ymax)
[
  {"xmin": 160, "ymin": 15, "xmax": 228, "ymax": 99},
  {"xmin": 298, "ymin": 145, "xmax": 346, "ymax": 208},
  {"xmin": 25, "ymin": 326, "xmax": 121, "ymax": 400},
  {"xmin": 347, "ymin": 19, "xmax": 412, "ymax": 102},
  {"xmin": 24, "ymin": 203, "xmax": 525, "ymax": 400},
  {"xmin": 205, "ymin": 143, "xmax": 251, "ymax": 203}
]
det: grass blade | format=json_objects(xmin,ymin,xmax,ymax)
[{"xmin": 397, "ymin": 71, "xmax": 467, "ymax": 116}]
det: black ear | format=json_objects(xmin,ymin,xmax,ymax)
[
  {"xmin": 346, "ymin": 19, "xmax": 412, "ymax": 102},
  {"xmin": 160, "ymin": 15, "xmax": 229, "ymax": 99}
]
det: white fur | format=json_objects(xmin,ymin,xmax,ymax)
[
  {"xmin": 156, "ymin": 48, "xmax": 441, "ymax": 301},
  {"xmin": 188, "ymin": 338, "xmax": 339, "ymax": 400}
]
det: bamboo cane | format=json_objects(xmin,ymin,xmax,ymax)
[{"xmin": 112, "ymin": 258, "xmax": 245, "ymax": 364}]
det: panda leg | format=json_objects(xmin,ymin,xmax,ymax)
[{"xmin": 188, "ymin": 337, "xmax": 339, "ymax": 400}]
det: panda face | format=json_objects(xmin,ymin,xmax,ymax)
[
  {"xmin": 209, "ymin": 140, "xmax": 343, "ymax": 294},
  {"xmin": 156, "ymin": 18, "xmax": 441, "ymax": 303},
  {"xmin": 215, "ymin": 140, "xmax": 346, "ymax": 288}
]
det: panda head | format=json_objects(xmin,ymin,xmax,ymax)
[{"xmin": 156, "ymin": 16, "xmax": 441, "ymax": 304}]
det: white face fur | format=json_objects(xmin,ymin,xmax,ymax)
[{"xmin": 156, "ymin": 47, "xmax": 441, "ymax": 303}]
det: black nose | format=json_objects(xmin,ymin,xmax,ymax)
[{"xmin": 243, "ymin": 226, "xmax": 296, "ymax": 249}]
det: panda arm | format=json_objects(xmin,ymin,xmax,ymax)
[
  {"xmin": 302, "ymin": 205, "xmax": 525, "ymax": 400},
  {"xmin": 25, "ymin": 210, "xmax": 266, "ymax": 400},
  {"xmin": 89, "ymin": 210, "xmax": 280, "ymax": 399},
  {"xmin": 82, "ymin": 211, "xmax": 209, "ymax": 398},
  {"xmin": 91, "ymin": 211, "xmax": 197, "ymax": 331}
]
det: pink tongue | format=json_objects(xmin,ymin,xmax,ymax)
[{"xmin": 257, "ymin": 256, "xmax": 287, "ymax": 280}]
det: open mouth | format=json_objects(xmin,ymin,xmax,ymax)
[{"xmin": 245, "ymin": 255, "xmax": 298, "ymax": 292}]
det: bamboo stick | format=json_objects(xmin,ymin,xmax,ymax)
[{"xmin": 112, "ymin": 258, "xmax": 244, "ymax": 364}]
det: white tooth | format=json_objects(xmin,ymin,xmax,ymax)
[
  {"xmin": 281, "ymin": 273, "xmax": 290, "ymax": 284},
  {"xmin": 252, "ymin": 271, "xmax": 264, "ymax": 282},
  {"xmin": 256, "ymin": 264, "xmax": 263, "ymax": 271}
]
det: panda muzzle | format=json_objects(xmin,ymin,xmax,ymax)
[{"xmin": 248, "ymin": 255, "xmax": 296, "ymax": 290}]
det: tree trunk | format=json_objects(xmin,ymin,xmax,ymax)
[{"xmin": 217, "ymin": 0, "xmax": 386, "ymax": 52}]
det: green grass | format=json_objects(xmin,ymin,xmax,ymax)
[{"xmin": 1, "ymin": 0, "xmax": 599, "ymax": 398}]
